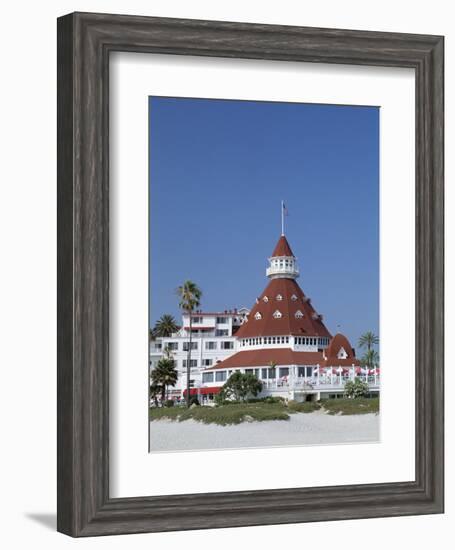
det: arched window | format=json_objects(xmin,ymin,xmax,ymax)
[
  {"xmin": 263, "ymin": 296, "xmax": 269, "ymax": 303},
  {"xmin": 254, "ymin": 312, "xmax": 262, "ymax": 320},
  {"xmin": 273, "ymin": 310, "xmax": 282, "ymax": 319},
  {"xmin": 295, "ymin": 310, "xmax": 304, "ymax": 318},
  {"xmin": 291, "ymin": 294, "xmax": 298, "ymax": 301},
  {"xmin": 276, "ymin": 294, "xmax": 283, "ymax": 301}
]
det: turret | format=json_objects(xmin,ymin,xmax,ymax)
[{"xmin": 266, "ymin": 235, "xmax": 299, "ymax": 280}]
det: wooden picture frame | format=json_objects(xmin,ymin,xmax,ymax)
[{"xmin": 57, "ymin": 12, "xmax": 444, "ymax": 536}]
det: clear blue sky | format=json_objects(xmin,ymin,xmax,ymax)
[{"xmin": 149, "ymin": 97, "xmax": 379, "ymax": 347}]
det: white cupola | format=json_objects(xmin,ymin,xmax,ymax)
[{"xmin": 266, "ymin": 235, "xmax": 300, "ymax": 280}]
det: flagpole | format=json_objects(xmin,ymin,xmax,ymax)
[{"xmin": 281, "ymin": 200, "xmax": 284, "ymax": 235}]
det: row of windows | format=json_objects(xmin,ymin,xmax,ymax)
[
  {"xmin": 216, "ymin": 317, "xmax": 229, "ymax": 324},
  {"xmin": 294, "ymin": 337, "xmax": 329, "ymax": 347},
  {"xmin": 191, "ymin": 316, "xmax": 229, "ymax": 324},
  {"xmin": 182, "ymin": 342, "xmax": 198, "ymax": 351},
  {"xmin": 241, "ymin": 336, "xmax": 290, "ymax": 347},
  {"xmin": 181, "ymin": 358, "xmax": 215, "ymax": 368},
  {"xmin": 176, "ymin": 359, "xmax": 217, "ymax": 369},
  {"xmin": 298, "ymin": 366, "xmax": 315, "ymax": 377},
  {"xmin": 202, "ymin": 366, "xmax": 315, "ymax": 383},
  {"xmin": 202, "ymin": 371, "xmax": 227, "ymax": 383},
  {"xmin": 271, "ymin": 259, "xmax": 295, "ymax": 268},
  {"xmin": 152, "ymin": 362, "xmax": 316, "ymax": 379},
  {"xmin": 240, "ymin": 336, "xmax": 328, "ymax": 347},
  {"xmin": 159, "ymin": 340, "xmax": 234, "ymax": 352},
  {"xmin": 206, "ymin": 340, "xmax": 233, "ymax": 350},
  {"xmin": 182, "ymin": 359, "xmax": 198, "ymax": 368},
  {"xmin": 255, "ymin": 309, "xmax": 304, "ymax": 320},
  {"xmin": 260, "ymin": 293, "xmax": 301, "ymax": 303}
]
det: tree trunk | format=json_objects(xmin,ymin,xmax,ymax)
[
  {"xmin": 186, "ymin": 312, "xmax": 192, "ymax": 408},
  {"xmin": 161, "ymin": 384, "xmax": 166, "ymax": 402}
]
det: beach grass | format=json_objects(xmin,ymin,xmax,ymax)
[
  {"xmin": 287, "ymin": 400, "xmax": 321, "ymax": 413},
  {"xmin": 150, "ymin": 402, "xmax": 290, "ymax": 425},
  {"xmin": 321, "ymin": 397, "xmax": 379, "ymax": 415},
  {"xmin": 149, "ymin": 397, "xmax": 379, "ymax": 425}
]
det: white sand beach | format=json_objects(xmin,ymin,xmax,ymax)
[{"xmin": 149, "ymin": 410, "xmax": 379, "ymax": 452}]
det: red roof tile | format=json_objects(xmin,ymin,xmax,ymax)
[
  {"xmin": 205, "ymin": 348, "xmax": 324, "ymax": 370},
  {"xmin": 235, "ymin": 278, "xmax": 332, "ymax": 339},
  {"xmin": 324, "ymin": 333, "xmax": 360, "ymax": 366},
  {"xmin": 205, "ymin": 345, "xmax": 360, "ymax": 371},
  {"xmin": 324, "ymin": 357, "xmax": 360, "ymax": 367},
  {"xmin": 326, "ymin": 333, "xmax": 355, "ymax": 357},
  {"xmin": 271, "ymin": 235, "xmax": 295, "ymax": 257}
]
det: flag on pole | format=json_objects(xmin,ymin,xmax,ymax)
[{"xmin": 281, "ymin": 201, "xmax": 288, "ymax": 235}]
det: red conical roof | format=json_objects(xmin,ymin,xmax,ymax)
[
  {"xmin": 271, "ymin": 235, "xmax": 295, "ymax": 257},
  {"xmin": 235, "ymin": 277, "xmax": 331, "ymax": 339},
  {"xmin": 326, "ymin": 333, "xmax": 355, "ymax": 358}
]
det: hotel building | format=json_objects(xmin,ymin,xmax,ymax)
[{"xmin": 150, "ymin": 234, "xmax": 379, "ymax": 403}]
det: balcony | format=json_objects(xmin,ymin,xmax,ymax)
[
  {"xmin": 260, "ymin": 375, "xmax": 380, "ymax": 392},
  {"xmin": 266, "ymin": 265, "xmax": 300, "ymax": 278}
]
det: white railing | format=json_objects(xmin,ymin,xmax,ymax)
[
  {"xmin": 266, "ymin": 265, "xmax": 300, "ymax": 278},
  {"xmin": 261, "ymin": 375, "xmax": 380, "ymax": 391}
]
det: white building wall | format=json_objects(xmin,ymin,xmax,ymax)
[{"xmin": 150, "ymin": 311, "xmax": 247, "ymax": 395}]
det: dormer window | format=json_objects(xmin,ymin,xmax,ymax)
[
  {"xmin": 263, "ymin": 296, "xmax": 269, "ymax": 303},
  {"xmin": 311, "ymin": 312, "xmax": 319, "ymax": 320},
  {"xmin": 276, "ymin": 294, "xmax": 283, "ymax": 301},
  {"xmin": 295, "ymin": 310, "xmax": 304, "ymax": 319},
  {"xmin": 337, "ymin": 347, "xmax": 348, "ymax": 359},
  {"xmin": 303, "ymin": 296, "xmax": 310, "ymax": 303},
  {"xmin": 291, "ymin": 294, "xmax": 298, "ymax": 301},
  {"xmin": 273, "ymin": 310, "xmax": 282, "ymax": 319},
  {"xmin": 254, "ymin": 312, "xmax": 262, "ymax": 320}
]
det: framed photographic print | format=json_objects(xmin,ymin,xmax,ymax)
[{"xmin": 57, "ymin": 12, "xmax": 444, "ymax": 536}]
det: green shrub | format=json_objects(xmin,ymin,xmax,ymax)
[
  {"xmin": 189, "ymin": 403, "xmax": 289, "ymax": 425},
  {"xmin": 288, "ymin": 400, "xmax": 321, "ymax": 413},
  {"xmin": 322, "ymin": 397, "xmax": 379, "ymax": 415},
  {"xmin": 164, "ymin": 399, "xmax": 174, "ymax": 408},
  {"xmin": 248, "ymin": 396, "xmax": 286, "ymax": 404},
  {"xmin": 344, "ymin": 378, "xmax": 369, "ymax": 398},
  {"xmin": 150, "ymin": 401, "xmax": 291, "ymax": 425},
  {"xmin": 220, "ymin": 371, "xmax": 263, "ymax": 402},
  {"xmin": 149, "ymin": 407, "xmax": 181, "ymax": 421},
  {"xmin": 215, "ymin": 399, "xmax": 241, "ymax": 407}
]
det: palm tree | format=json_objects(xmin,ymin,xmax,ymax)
[
  {"xmin": 360, "ymin": 349, "xmax": 380, "ymax": 370},
  {"xmin": 151, "ymin": 356, "xmax": 178, "ymax": 402},
  {"xmin": 151, "ymin": 314, "xmax": 179, "ymax": 338},
  {"xmin": 176, "ymin": 280, "xmax": 202, "ymax": 407},
  {"xmin": 149, "ymin": 381, "xmax": 162, "ymax": 407},
  {"xmin": 358, "ymin": 331, "xmax": 379, "ymax": 352}
]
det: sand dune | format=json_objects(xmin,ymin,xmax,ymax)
[{"xmin": 149, "ymin": 410, "xmax": 379, "ymax": 452}]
